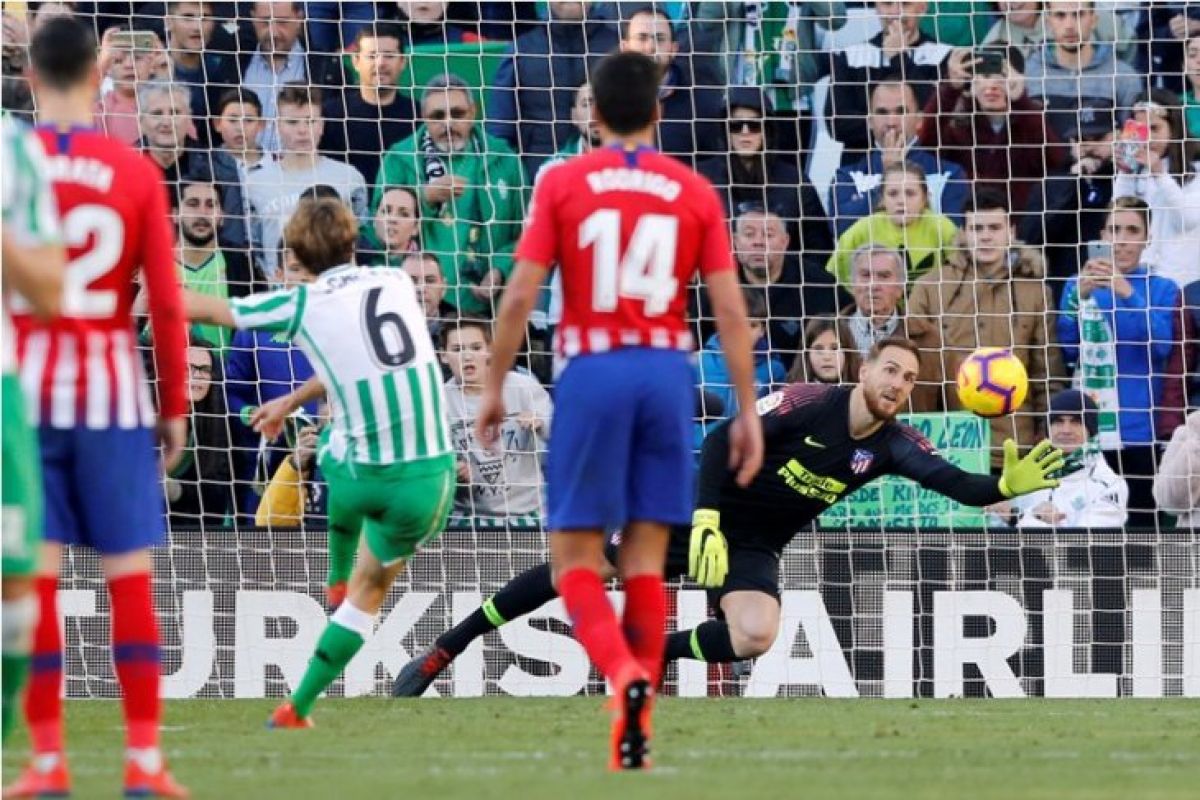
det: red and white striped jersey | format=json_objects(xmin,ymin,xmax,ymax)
[
  {"xmin": 515, "ymin": 145, "xmax": 735, "ymax": 359},
  {"xmin": 12, "ymin": 126, "xmax": 187, "ymax": 429}
]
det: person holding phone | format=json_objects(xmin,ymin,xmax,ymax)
[
  {"xmin": 1057, "ymin": 197, "xmax": 1181, "ymax": 527},
  {"xmin": 1113, "ymin": 89, "xmax": 1200, "ymax": 289},
  {"xmin": 922, "ymin": 44, "xmax": 1065, "ymax": 213}
]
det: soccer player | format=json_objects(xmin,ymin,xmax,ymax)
[
  {"xmin": 475, "ymin": 51, "xmax": 764, "ymax": 770},
  {"xmin": 7, "ymin": 18, "xmax": 190, "ymax": 799},
  {"xmin": 396, "ymin": 338, "xmax": 1065, "ymax": 688},
  {"xmin": 1, "ymin": 112, "xmax": 65, "ymax": 745},
  {"xmin": 185, "ymin": 197, "xmax": 455, "ymax": 730}
]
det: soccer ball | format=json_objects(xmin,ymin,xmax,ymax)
[{"xmin": 955, "ymin": 348, "xmax": 1029, "ymax": 418}]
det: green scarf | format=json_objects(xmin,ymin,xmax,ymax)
[{"xmin": 1064, "ymin": 285, "xmax": 1121, "ymax": 449}]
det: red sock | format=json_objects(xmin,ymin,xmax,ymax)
[
  {"xmin": 622, "ymin": 574, "xmax": 667, "ymax": 687},
  {"xmin": 108, "ymin": 573, "xmax": 160, "ymax": 751},
  {"xmin": 24, "ymin": 576, "xmax": 63, "ymax": 754},
  {"xmin": 557, "ymin": 568, "xmax": 641, "ymax": 687}
]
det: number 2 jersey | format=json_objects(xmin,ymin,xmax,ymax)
[
  {"xmin": 14, "ymin": 126, "xmax": 187, "ymax": 429},
  {"xmin": 231, "ymin": 265, "xmax": 451, "ymax": 467},
  {"xmin": 515, "ymin": 145, "xmax": 734, "ymax": 358}
]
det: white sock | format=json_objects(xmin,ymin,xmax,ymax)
[
  {"xmin": 330, "ymin": 600, "xmax": 375, "ymax": 638},
  {"xmin": 126, "ymin": 747, "xmax": 163, "ymax": 772}
]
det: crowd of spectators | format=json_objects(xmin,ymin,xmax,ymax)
[{"xmin": 3, "ymin": 0, "xmax": 1197, "ymax": 531}]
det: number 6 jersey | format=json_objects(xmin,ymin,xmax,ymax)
[
  {"xmin": 14, "ymin": 126, "xmax": 187, "ymax": 429},
  {"xmin": 515, "ymin": 145, "xmax": 735, "ymax": 359},
  {"xmin": 231, "ymin": 265, "xmax": 451, "ymax": 467}
]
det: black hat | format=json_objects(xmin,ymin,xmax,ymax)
[{"xmin": 1049, "ymin": 390, "xmax": 1099, "ymax": 437}]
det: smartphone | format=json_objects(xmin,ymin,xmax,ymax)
[
  {"xmin": 1114, "ymin": 119, "xmax": 1150, "ymax": 173},
  {"xmin": 1087, "ymin": 240, "xmax": 1113, "ymax": 264},
  {"xmin": 975, "ymin": 50, "xmax": 1005, "ymax": 76}
]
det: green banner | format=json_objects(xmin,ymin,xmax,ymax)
[{"xmin": 818, "ymin": 412, "xmax": 990, "ymax": 530}]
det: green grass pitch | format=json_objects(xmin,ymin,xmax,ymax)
[{"xmin": 4, "ymin": 699, "xmax": 1198, "ymax": 799}]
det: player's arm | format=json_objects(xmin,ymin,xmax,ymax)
[
  {"xmin": 702, "ymin": 234, "xmax": 763, "ymax": 488},
  {"xmin": 250, "ymin": 375, "xmax": 327, "ymax": 441},
  {"xmin": 183, "ymin": 290, "xmax": 237, "ymax": 329},
  {"xmin": 140, "ymin": 171, "xmax": 190, "ymax": 469},
  {"xmin": 894, "ymin": 432, "xmax": 1065, "ymax": 506},
  {"xmin": 1, "ymin": 226, "xmax": 63, "ymax": 319},
  {"xmin": 477, "ymin": 258, "xmax": 546, "ymax": 447}
]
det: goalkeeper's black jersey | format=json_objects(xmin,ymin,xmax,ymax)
[{"xmin": 696, "ymin": 383, "xmax": 1004, "ymax": 544}]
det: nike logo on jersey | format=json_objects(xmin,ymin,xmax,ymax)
[{"xmin": 804, "ymin": 435, "xmax": 826, "ymax": 449}]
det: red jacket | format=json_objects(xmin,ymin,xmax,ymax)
[{"xmin": 920, "ymin": 83, "xmax": 1067, "ymax": 213}]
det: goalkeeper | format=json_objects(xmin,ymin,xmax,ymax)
[{"xmin": 394, "ymin": 338, "xmax": 1064, "ymax": 694}]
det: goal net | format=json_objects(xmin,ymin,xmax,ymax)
[{"xmin": 3, "ymin": 1, "xmax": 1196, "ymax": 698}]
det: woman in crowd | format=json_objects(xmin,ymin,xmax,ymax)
[
  {"xmin": 697, "ymin": 86, "xmax": 833, "ymax": 264},
  {"xmin": 1114, "ymin": 89, "xmax": 1200, "ymax": 288},
  {"xmin": 366, "ymin": 185, "xmax": 421, "ymax": 265},
  {"xmin": 161, "ymin": 337, "xmax": 235, "ymax": 530}
]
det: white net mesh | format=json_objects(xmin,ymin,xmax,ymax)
[{"xmin": 2, "ymin": 1, "xmax": 1197, "ymax": 697}]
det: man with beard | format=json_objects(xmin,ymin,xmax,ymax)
[
  {"xmin": 374, "ymin": 73, "xmax": 525, "ymax": 316},
  {"xmin": 392, "ymin": 337, "xmax": 1065, "ymax": 694},
  {"xmin": 175, "ymin": 178, "xmax": 229, "ymax": 348}
]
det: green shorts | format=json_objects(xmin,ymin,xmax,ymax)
[
  {"xmin": 321, "ymin": 452, "xmax": 454, "ymax": 566},
  {"xmin": 2, "ymin": 374, "xmax": 42, "ymax": 576}
]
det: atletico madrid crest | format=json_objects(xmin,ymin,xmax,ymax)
[{"xmin": 850, "ymin": 448, "xmax": 874, "ymax": 475}]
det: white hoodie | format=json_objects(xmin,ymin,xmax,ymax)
[{"xmin": 1014, "ymin": 451, "xmax": 1129, "ymax": 529}]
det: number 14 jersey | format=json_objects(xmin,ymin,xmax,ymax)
[
  {"xmin": 516, "ymin": 145, "xmax": 735, "ymax": 359},
  {"xmin": 231, "ymin": 266, "xmax": 450, "ymax": 467}
]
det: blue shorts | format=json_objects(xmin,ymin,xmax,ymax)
[
  {"xmin": 39, "ymin": 426, "xmax": 165, "ymax": 555},
  {"xmin": 547, "ymin": 348, "xmax": 694, "ymax": 531}
]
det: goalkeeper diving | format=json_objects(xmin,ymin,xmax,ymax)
[{"xmin": 394, "ymin": 337, "xmax": 1065, "ymax": 693}]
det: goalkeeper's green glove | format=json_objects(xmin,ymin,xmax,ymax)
[
  {"xmin": 688, "ymin": 509, "xmax": 729, "ymax": 588},
  {"xmin": 998, "ymin": 438, "xmax": 1065, "ymax": 498}
]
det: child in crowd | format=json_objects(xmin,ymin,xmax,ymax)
[{"xmin": 827, "ymin": 161, "xmax": 958, "ymax": 288}]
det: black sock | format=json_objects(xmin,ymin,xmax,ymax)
[
  {"xmin": 436, "ymin": 562, "xmax": 558, "ymax": 656},
  {"xmin": 664, "ymin": 620, "xmax": 739, "ymax": 663}
]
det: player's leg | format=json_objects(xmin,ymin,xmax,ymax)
[
  {"xmin": 324, "ymin": 490, "xmax": 365, "ymax": 612},
  {"xmin": 1, "ymin": 377, "xmax": 43, "ymax": 743},
  {"xmin": 665, "ymin": 543, "xmax": 783, "ymax": 663},
  {"xmin": 280, "ymin": 537, "xmax": 409, "ymax": 725},
  {"xmin": 623, "ymin": 351, "xmax": 694, "ymax": 685},
  {"xmin": 276, "ymin": 457, "xmax": 453, "ymax": 725},
  {"xmin": 394, "ymin": 532, "xmax": 626, "ymax": 697},
  {"xmin": 9, "ymin": 429, "xmax": 76, "ymax": 799},
  {"xmin": 67, "ymin": 427, "xmax": 188, "ymax": 798}
]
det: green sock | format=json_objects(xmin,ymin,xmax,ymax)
[
  {"xmin": 2, "ymin": 652, "xmax": 30, "ymax": 742},
  {"xmin": 326, "ymin": 524, "xmax": 359, "ymax": 587},
  {"xmin": 290, "ymin": 621, "xmax": 365, "ymax": 718}
]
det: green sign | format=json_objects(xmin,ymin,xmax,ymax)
[{"xmin": 818, "ymin": 412, "xmax": 990, "ymax": 530}]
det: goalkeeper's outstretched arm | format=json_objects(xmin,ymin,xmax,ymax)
[{"xmin": 899, "ymin": 436, "xmax": 1065, "ymax": 506}]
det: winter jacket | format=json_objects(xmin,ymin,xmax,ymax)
[
  {"xmin": 907, "ymin": 243, "xmax": 1065, "ymax": 467},
  {"xmin": 485, "ymin": 16, "xmax": 618, "ymax": 175},
  {"xmin": 1114, "ymin": 164, "xmax": 1200, "ymax": 289},
  {"xmin": 827, "ymin": 211, "xmax": 958, "ymax": 287},
  {"xmin": 920, "ymin": 82, "xmax": 1066, "ymax": 213},
  {"xmin": 1013, "ymin": 451, "xmax": 1129, "ymax": 528},
  {"xmin": 831, "ymin": 147, "xmax": 969, "ymax": 235},
  {"xmin": 696, "ymin": 332, "xmax": 788, "ymax": 416},
  {"xmin": 1024, "ymin": 41, "xmax": 1141, "ymax": 140},
  {"xmin": 1154, "ymin": 410, "xmax": 1200, "ymax": 528},
  {"xmin": 825, "ymin": 31, "xmax": 953, "ymax": 158},
  {"xmin": 373, "ymin": 125, "xmax": 526, "ymax": 314},
  {"xmin": 1057, "ymin": 266, "xmax": 1181, "ymax": 446}
]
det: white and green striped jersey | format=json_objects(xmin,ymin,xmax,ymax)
[
  {"xmin": 2, "ymin": 112, "xmax": 62, "ymax": 375},
  {"xmin": 231, "ymin": 265, "xmax": 451, "ymax": 467}
]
